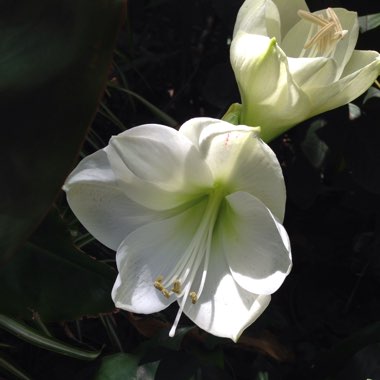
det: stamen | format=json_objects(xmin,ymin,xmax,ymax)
[
  {"xmin": 154, "ymin": 187, "xmax": 225, "ymax": 338},
  {"xmin": 297, "ymin": 8, "xmax": 348, "ymax": 57},
  {"xmin": 172, "ymin": 279, "xmax": 182, "ymax": 294},
  {"xmin": 154, "ymin": 276, "xmax": 164, "ymax": 291},
  {"xmin": 189, "ymin": 292, "xmax": 198, "ymax": 304}
]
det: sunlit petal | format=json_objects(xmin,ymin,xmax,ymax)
[
  {"xmin": 184, "ymin": 239, "xmax": 271, "ymax": 342},
  {"xmin": 112, "ymin": 199, "xmax": 207, "ymax": 314},
  {"xmin": 106, "ymin": 124, "xmax": 213, "ymax": 210},
  {"xmin": 309, "ymin": 51, "xmax": 380, "ymax": 115},
  {"xmin": 64, "ymin": 150, "xmax": 166, "ymax": 250},
  {"xmin": 221, "ymin": 192, "xmax": 292, "ymax": 295}
]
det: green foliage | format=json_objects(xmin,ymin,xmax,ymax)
[
  {"xmin": 0, "ymin": 208, "xmax": 116, "ymax": 320},
  {"xmin": 0, "ymin": 0, "xmax": 125, "ymax": 261},
  {"xmin": 96, "ymin": 353, "xmax": 140, "ymax": 380},
  {"xmin": 0, "ymin": 314, "xmax": 101, "ymax": 361}
]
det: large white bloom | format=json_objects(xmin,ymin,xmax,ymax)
[
  {"xmin": 229, "ymin": 0, "xmax": 380, "ymax": 142},
  {"xmin": 63, "ymin": 118, "xmax": 292, "ymax": 342}
]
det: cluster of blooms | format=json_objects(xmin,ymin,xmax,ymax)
[{"xmin": 64, "ymin": 0, "xmax": 380, "ymax": 341}]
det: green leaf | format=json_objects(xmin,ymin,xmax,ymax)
[
  {"xmin": 0, "ymin": 314, "xmax": 101, "ymax": 361},
  {"xmin": 359, "ymin": 13, "xmax": 380, "ymax": 32},
  {"xmin": 0, "ymin": 0, "xmax": 126, "ymax": 262},
  {"xmin": 300, "ymin": 120, "xmax": 329, "ymax": 170},
  {"xmin": 154, "ymin": 351, "xmax": 199, "ymax": 380},
  {"xmin": 0, "ymin": 207, "xmax": 116, "ymax": 321},
  {"xmin": 95, "ymin": 353, "xmax": 139, "ymax": 380},
  {"xmin": 107, "ymin": 83, "xmax": 178, "ymax": 127},
  {"xmin": 312, "ymin": 321, "xmax": 380, "ymax": 380},
  {"xmin": 0, "ymin": 353, "xmax": 32, "ymax": 380}
]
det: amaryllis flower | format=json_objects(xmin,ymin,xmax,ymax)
[
  {"xmin": 63, "ymin": 118, "xmax": 292, "ymax": 341},
  {"xmin": 228, "ymin": 0, "xmax": 380, "ymax": 142}
]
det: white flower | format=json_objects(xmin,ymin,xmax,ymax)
[
  {"xmin": 63, "ymin": 118, "xmax": 292, "ymax": 342},
  {"xmin": 229, "ymin": 0, "xmax": 380, "ymax": 142}
]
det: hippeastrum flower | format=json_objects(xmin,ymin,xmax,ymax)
[
  {"xmin": 228, "ymin": 0, "xmax": 380, "ymax": 142},
  {"xmin": 63, "ymin": 117, "xmax": 292, "ymax": 342}
]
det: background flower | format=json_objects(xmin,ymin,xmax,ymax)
[{"xmin": 229, "ymin": 0, "xmax": 380, "ymax": 142}]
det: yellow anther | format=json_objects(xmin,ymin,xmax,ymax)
[
  {"xmin": 172, "ymin": 279, "xmax": 182, "ymax": 294},
  {"xmin": 162, "ymin": 288, "xmax": 171, "ymax": 299},
  {"xmin": 154, "ymin": 275, "xmax": 164, "ymax": 291},
  {"xmin": 189, "ymin": 292, "xmax": 198, "ymax": 304}
]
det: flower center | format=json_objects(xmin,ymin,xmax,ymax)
[
  {"xmin": 297, "ymin": 8, "xmax": 348, "ymax": 57},
  {"xmin": 153, "ymin": 186, "xmax": 225, "ymax": 337}
]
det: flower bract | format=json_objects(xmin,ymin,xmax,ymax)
[
  {"xmin": 63, "ymin": 117, "xmax": 292, "ymax": 342},
  {"xmin": 229, "ymin": 0, "xmax": 380, "ymax": 142}
]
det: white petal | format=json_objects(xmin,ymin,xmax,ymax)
[
  {"xmin": 221, "ymin": 191, "xmax": 292, "ymax": 295},
  {"xmin": 184, "ymin": 242, "xmax": 271, "ymax": 342},
  {"xmin": 64, "ymin": 150, "xmax": 163, "ymax": 250},
  {"xmin": 288, "ymin": 56, "xmax": 338, "ymax": 90},
  {"xmin": 329, "ymin": 8, "xmax": 359, "ymax": 79},
  {"xmin": 105, "ymin": 124, "xmax": 213, "ymax": 210},
  {"xmin": 112, "ymin": 199, "xmax": 207, "ymax": 314},
  {"xmin": 308, "ymin": 50, "xmax": 380, "ymax": 115},
  {"xmin": 230, "ymin": 32, "xmax": 311, "ymax": 141},
  {"xmin": 181, "ymin": 119, "xmax": 286, "ymax": 221},
  {"xmin": 272, "ymin": 0, "xmax": 309, "ymax": 39},
  {"xmin": 282, "ymin": 8, "xmax": 358, "ymax": 78},
  {"xmin": 233, "ymin": 0, "xmax": 281, "ymax": 41}
]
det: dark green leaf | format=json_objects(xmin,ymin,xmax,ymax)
[
  {"xmin": 155, "ymin": 351, "xmax": 199, "ymax": 380},
  {"xmin": 0, "ymin": 314, "xmax": 101, "ymax": 361},
  {"xmin": 0, "ymin": 208, "xmax": 116, "ymax": 321},
  {"xmin": 0, "ymin": 0, "xmax": 126, "ymax": 262},
  {"xmin": 300, "ymin": 120, "xmax": 329, "ymax": 170},
  {"xmin": 0, "ymin": 353, "xmax": 32, "ymax": 380},
  {"xmin": 359, "ymin": 13, "xmax": 380, "ymax": 32},
  {"xmin": 312, "ymin": 321, "xmax": 380, "ymax": 380},
  {"xmin": 95, "ymin": 353, "xmax": 139, "ymax": 380}
]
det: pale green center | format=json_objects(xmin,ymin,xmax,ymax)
[{"xmin": 153, "ymin": 184, "xmax": 226, "ymax": 336}]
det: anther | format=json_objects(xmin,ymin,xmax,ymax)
[
  {"xmin": 297, "ymin": 8, "xmax": 348, "ymax": 55},
  {"xmin": 162, "ymin": 288, "xmax": 171, "ymax": 299},
  {"xmin": 189, "ymin": 292, "xmax": 198, "ymax": 304},
  {"xmin": 154, "ymin": 275, "xmax": 164, "ymax": 291},
  {"xmin": 172, "ymin": 279, "xmax": 182, "ymax": 294}
]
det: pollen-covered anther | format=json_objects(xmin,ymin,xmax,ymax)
[
  {"xmin": 172, "ymin": 279, "xmax": 182, "ymax": 294},
  {"xmin": 297, "ymin": 8, "xmax": 348, "ymax": 54},
  {"xmin": 189, "ymin": 291, "xmax": 198, "ymax": 304},
  {"xmin": 154, "ymin": 275, "xmax": 164, "ymax": 291},
  {"xmin": 162, "ymin": 288, "xmax": 171, "ymax": 299}
]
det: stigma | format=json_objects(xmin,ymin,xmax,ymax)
[{"xmin": 297, "ymin": 8, "xmax": 348, "ymax": 57}]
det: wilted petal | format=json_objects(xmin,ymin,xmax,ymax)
[
  {"xmin": 64, "ymin": 150, "xmax": 165, "ymax": 250},
  {"xmin": 112, "ymin": 199, "xmax": 207, "ymax": 314},
  {"xmin": 221, "ymin": 191, "xmax": 292, "ymax": 295},
  {"xmin": 106, "ymin": 124, "xmax": 213, "ymax": 210},
  {"xmin": 184, "ymin": 240, "xmax": 271, "ymax": 342},
  {"xmin": 309, "ymin": 50, "xmax": 380, "ymax": 115}
]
